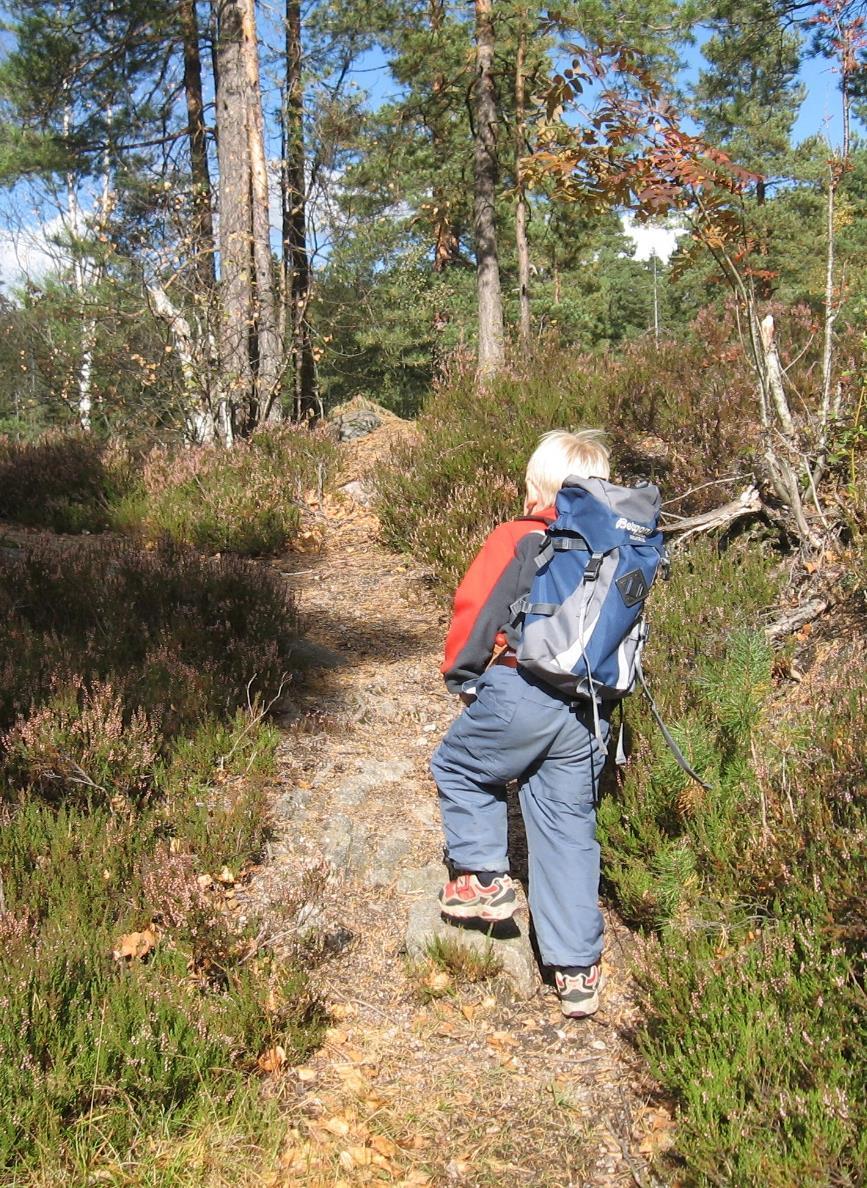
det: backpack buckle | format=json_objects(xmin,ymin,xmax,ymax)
[{"xmin": 583, "ymin": 552, "xmax": 604, "ymax": 582}]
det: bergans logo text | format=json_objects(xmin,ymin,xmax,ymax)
[{"xmin": 615, "ymin": 516, "xmax": 652, "ymax": 537}]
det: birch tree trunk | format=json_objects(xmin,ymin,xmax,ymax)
[
  {"xmin": 472, "ymin": 0, "xmax": 505, "ymax": 378},
  {"xmin": 282, "ymin": 0, "xmax": 317, "ymax": 421},
  {"xmin": 240, "ymin": 0, "xmax": 283, "ymax": 423},
  {"xmin": 214, "ymin": 0, "xmax": 252, "ymax": 442}
]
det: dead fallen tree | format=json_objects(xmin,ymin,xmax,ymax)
[
  {"xmin": 660, "ymin": 483, "xmax": 834, "ymax": 640},
  {"xmin": 765, "ymin": 597, "xmax": 830, "ymax": 640},
  {"xmin": 660, "ymin": 485, "xmax": 763, "ymax": 543}
]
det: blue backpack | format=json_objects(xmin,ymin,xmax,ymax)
[{"xmin": 511, "ymin": 476, "xmax": 709, "ymax": 786}]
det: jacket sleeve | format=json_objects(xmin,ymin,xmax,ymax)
[{"xmin": 440, "ymin": 518, "xmax": 548, "ymax": 693}]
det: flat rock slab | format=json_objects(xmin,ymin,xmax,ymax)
[{"xmin": 403, "ymin": 863, "xmax": 539, "ymax": 1001}]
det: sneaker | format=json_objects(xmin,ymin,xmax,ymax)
[
  {"xmin": 438, "ymin": 873, "xmax": 517, "ymax": 922},
  {"xmin": 555, "ymin": 964, "xmax": 602, "ymax": 1018}
]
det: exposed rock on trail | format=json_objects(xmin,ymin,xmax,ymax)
[{"xmin": 252, "ymin": 419, "xmax": 669, "ymax": 1187}]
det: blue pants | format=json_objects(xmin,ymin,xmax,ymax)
[{"xmin": 430, "ymin": 665, "xmax": 609, "ymax": 968}]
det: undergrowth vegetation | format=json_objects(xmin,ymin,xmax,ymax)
[
  {"xmin": 113, "ymin": 426, "xmax": 336, "ymax": 554},
  {"xmin": 0, "ymin": 425, "xmax": 336, "ymax": 556},
  {"xmin": 377, "ymin": 337, "xmax": 867, "ymax": 1185},
  {"xmin": 0, "ymin": 432, "xmax": 130, "ymax": 533},
  {"xmin": 0, "ymin": 429, "xmax": 333, "ymax": 1182},
  {"xmin": 606, "ymin": 546, "xmax": 867, "ymax": 1184}
]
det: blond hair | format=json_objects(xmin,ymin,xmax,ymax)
[{"xmin": 525, "ymin": 429, "xmax": 610, "ymax": 507}]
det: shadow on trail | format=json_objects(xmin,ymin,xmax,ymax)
[
  {"xmin": 440, "ymin": 914, "xmax": 523, "ymax": 942},
  {"xmin": 291, "ymin": 603, "xmax": 434, "ymax": 673}
]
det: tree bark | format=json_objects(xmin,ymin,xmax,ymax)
[
  {"xmin": 514, "ymin": 10, "xmax": 530, "ymax": 347},
  {"xmin": 240, "ymin": 0, "xmax": 283, "ymax": 423},
  {"xmin": 283, "ymin": 0, "xmax": 317, "ymax": 420},
  {"xmin": 214, "ymin": 0, "xmax": 252, "ymax": 441},
  {"xmin": 430, "ymin": 0, "xmax": 459, "ymax": 274},
  {"xmin": 472, "ymin": 0, "xmax": 505, "ymax": 378},
  {"xmin": 180, "ymin": 0, "xmax": 216, "ymax": 292}
]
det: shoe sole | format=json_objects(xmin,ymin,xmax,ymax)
[
  {"xmin": 560, "ymin": 992, "xmax": 599, "ymax": 1018},
  {"xmin": 439, "ymin": 899, "xmax": 518, "ymax": 922}
]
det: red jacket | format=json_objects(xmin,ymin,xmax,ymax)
[{"xmin": 441, "ymin": 509, "xmax": 555, "ymax": 693}]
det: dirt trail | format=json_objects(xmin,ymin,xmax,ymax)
[{"xmin": 253, "ymin": 428, "xmax": 669, "ymax": 1188}]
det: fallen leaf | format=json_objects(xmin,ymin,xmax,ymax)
[
  {"xmin": 218, "ymin": 865, "xmax": 235, "ymax": 885},
  {"xmin": 426, "ymin": 970, "xmax": 451, "ymax": 993},
  {"xmin": 112, "ymin": 926, "xmax": 157, "ymax": 962},
  {"xmin": 257, "ymin": 1045, "xmax": 286, "ymax": 1073},
  {"xmin": 329, "ymin": 1002, "xmax": 355, "ymax": 1020},
  {"xmin": 196, "ymin": 873, "xmax": 213, "ymax": 890},
  {"xmin": 370, "ymin": 1135, "xmax": 398, "ymax": 1159},
  {"xmin": 296, "ymin": 1066, "xmax": 317, "ymax": 1083},
  {"xmin": 486, "ymin": 1030, "xmax": 516, "ymax": 1050},
  {"xmin": 363, "ymin": 1094, "xmax": 389, "ymax": 1111},
  {"xmin": 324, "ymin": 1027, "xmax": 348, "ymax": 1045},
  {"xmin": 324, "ymin": 1116, "xmax": 351, "ymax": 1138},
  {"xmin": 338, "ymin": 1067, "xmax": 370, "ymax": 1095},
  {"xmin": 459, "ymin": 1003, "xmax": 476, "ymax": 1022},
  {"xmin": 348, "ymin": 1144, "xmax": 372, "ymax": 1166}
]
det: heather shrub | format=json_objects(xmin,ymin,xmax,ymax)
[
  {"xmin": 595, "ymin": 541, "xmax": 866, "ymax": 1183},
  {"xmin": 0, "ymin": 537, "xmax": 298, "ymax": 731},
  {"xmin": 0, "ymin": 702, "xmax": 323, "ymax": 1178},
  {"xmin": 0, "ymin": 432, "xmax": 132, "ymax": 532},
  {"xmin": 157, "ymin": 710, "xmax": 280, "ymax": 873},
  {"xmin": 376, "ymin": 310, "xmax": 849, "ymax": 591},
  {"xmin": 113, "ymin": 424, "xmax": 337, "ymax": 555},
  {"xmin": 377, "ymin": 350, "xmax": 607, "ymax": 590},
  {"xmin": 0, "ymin": 533, "xmax": 322, "ymax": 1177},
  {"xmin": 641, "ymin": 916, "xmax": 865, "ymax": 1185},
  {"xmin": 3, "ymin": 680, "xmax": 159, "ymax": 808},
  {"xmin": 0, "ymin": 910, "xmax": 322, "ymax": 1172}
]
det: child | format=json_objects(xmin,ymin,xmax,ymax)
[{"xmin": 430, "ymin": 429, "xmax": 611, "ymax": 1018}]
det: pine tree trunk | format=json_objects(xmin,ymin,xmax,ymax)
[
  {"xmin": 240, "ymin": 0, "xmax": 283, "ymax": 424},
  {"xmin": 514, "ymin": 11, "xmax": 530, "ymax": 347},
  {"xmin": 472, "ymin": 0, "xmax": 505, "ymax": 378},
  {"xmin": 180, "ymin": 0, "xmax": 216, "ymax": 292},
  {"xmin": 430, "ymin": 0, "xmax": 458, "ymax": 274},
  {"xmin": 283, "ymin": 0, "xmax": 317, "ymax": 420},
  {"xmin": 214, "ymin": 0, "xmax": 252, "ymax": 441}
]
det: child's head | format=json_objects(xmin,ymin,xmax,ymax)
[{"xmin": 524, "ymin": 429, "xmax": 610, "ymax": 512}]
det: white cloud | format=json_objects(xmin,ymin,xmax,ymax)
[
  {"xmin": 0, "ymin": 213, "xmax": 70, "ymax": 291},
  {"xmin": 622, "ymin": 214, "xmax": 685, "ymax": 263}
]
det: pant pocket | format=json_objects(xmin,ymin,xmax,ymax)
[{"xmin": 473, "ymin": 669, "xmax": 521, "ymax": 724}]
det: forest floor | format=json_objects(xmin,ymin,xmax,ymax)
[{"xmin": 246, "ymin": 420, "xmax": 674, "ymax": 1188}]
